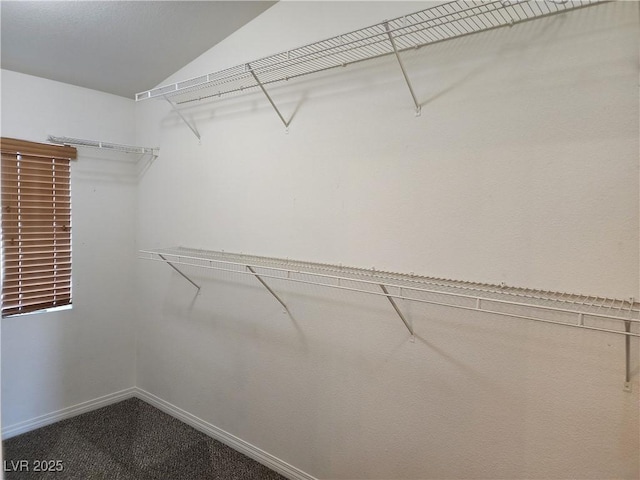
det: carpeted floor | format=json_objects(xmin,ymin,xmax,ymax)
[{"xmin": 3, "ymin": 397, "xmax": 287, "ymax": 479}]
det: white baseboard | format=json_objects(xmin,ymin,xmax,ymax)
[
  {"xmin": 2, "ymin": 386, "xmax": 316, "ymax": 480},
  {"xmin": 1, "ymin": 387, "xmax": 137, "ymax": 439},
  {"xmin": 133, "ymin": 387, "xmax": 317, "ymax": 480}
]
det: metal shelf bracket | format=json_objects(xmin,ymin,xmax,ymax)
[
  {"xmin": 380, "ymin": 283, "xmax": 414, "ymax": 340},
  {"xmin": 247, "ymin": 265, "xmax": 291, "ymax": 315},
  {"xmin": 248, "ymin": 65, "xmax": 290, "ymax": 131},
  {"xmin": 624, "ymin": 297, "xmax": 634, "ymax": 391},
  {"xmin": 384, "ymin": 22, "xmax": 421, "ymax": 117},
  {"xmin": 164, "ymin": 97, "xmax": 201, "ymax": 141},
  {"xmin": 158, "ymin": 254, "xmax": 201, "ymax": 291},
  {"xmin": 624, "ymin": 319, "xmax": 632, "ymax": 392}
]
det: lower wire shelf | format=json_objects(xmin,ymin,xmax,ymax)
[
  {"xmin": 140, "ymin": 246, "xmax": 638, "ymax": 391},
  {"xmin": 140, "ymin": 246, "xmax": 638, "ymax": 337}
]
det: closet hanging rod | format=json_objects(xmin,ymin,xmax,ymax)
[
  {"xmin": 139, "ymin": 247, "xmax": 639, "ymax": 338},
  {"xmin": 47, "ymin": 135, "xmax": 159, "ymax": 156},
  {"xmin": 135, "ymin": 0, "xmax": 605, "ymax": 106}
]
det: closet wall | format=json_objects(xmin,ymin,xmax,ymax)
[
  {"xmin": 135, "ymin": 1, "xmax": 638, "ymax": 478},
  {"xmin": 135, "ymin": 2, "xmax": 639, "ymax": 479},
  {"xmin": 1, "ymin": 70, "xmax": 138, "ymax": 431}
]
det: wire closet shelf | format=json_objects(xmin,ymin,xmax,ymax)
[
  {"xmin": 135, "ymin": 0, "xmax": 605, "ymax": 105},
  {"xmin": 47, "ymin": 135, "xmax": 159, "ymax": 156},
  {"xmin": 140, "ymin": 247, "xmax": 639, "ymax": 339}
]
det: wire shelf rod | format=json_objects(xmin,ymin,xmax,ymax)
[
  {"xmin": 140, "ymin": 249, "xmax": 639, "ymax": 317},
  {"xmin": 136, "ymin": 0, "xmax": 605, "ymax": 104},
  {"xmin": 231, "ymin": 4, "xmax": 488, "ymax": 76},
  {"xmin": 140, "ymin": 253, "xmax": 639, "ymax": 338},
  {"xmin": 283, "ymin": 0, "xmax": 565, "ymax": 63},
  {"xmin": 143, "ymin": 249, "xmax": 639, "ymax": 316},
  {"xmin": 172, "ymin": 3, "xmax": 487, "ymax": 97},
  {"xmin": 47, "ymin": 135, "xmax": 158, "ymax": 156},
  {"xmin": 139, "ymin": 250, "xmax": 640, "ymax": 327}
]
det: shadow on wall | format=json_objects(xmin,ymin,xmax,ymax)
[
  {"xmin": 160, "ymin": 271, "xmax": 310, "ymax": 355},
  {"xmin": 72, "ymin": 149, "xmax": 158, "ymax": 185}
]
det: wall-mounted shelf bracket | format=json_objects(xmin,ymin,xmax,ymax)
[
  {"xmin": 248, "ymin": 65, "xmax": 290, "ymax": 132},
  {"xmin": 380, "ymin": 284, "xmax": 414, "ymax": 340},
  {"xmin": 384, "ymin": 22, "xmax": 421, "ymax": 117},
  {"xmin": 158, "ymin": 254, "xmax": 201, "ymax": 291},
  {"xmin": 624, "ymin": 315, "xmax": 632, "ymax": 392},
  {"xmin": 164, "ymin": 97, "xmax": 201, "ymax": 141},
  {"xmin": 247, "ymin": 265, "xmax": 291, "ymax": 315}
]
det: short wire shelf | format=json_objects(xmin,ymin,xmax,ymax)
[
  {"xmin": 47, "ymin": 135, "xmax": 159, "ymax": 157},
  {"xmin": 135, "ymin": 0, "xmax": 606, "ymax": 106}
]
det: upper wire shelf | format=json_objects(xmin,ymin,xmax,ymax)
[
  {"xmin": 47, "ymin": 135, "xmax": 159, "ymax": 157},
  {"xmin": 140, "ymin": 246, "xmax": 639, "ymax": 339},
  {"xmin": 135, "ymin": 0, "xmax": 605, "ymax": 105}
]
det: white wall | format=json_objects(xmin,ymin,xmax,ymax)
[
  {"xmin": 135, "ymin": 1, "xmax": 639, "ymax": 479},
  {"xmin": 1, "ymin": 70, "xmax": 138, "ymax": 429}
]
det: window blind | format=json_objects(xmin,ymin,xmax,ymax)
[{"xmin": 1, "ymin": 138, "xmax": 77, "ymax": 317}]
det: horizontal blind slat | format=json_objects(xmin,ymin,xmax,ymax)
[
  {"xmin": 2, "ymin": 298, "xmax": 72, "ymax": 314},
  {"xmin": 4, "ymin": 261, "xmax": 71, "ymax": 269},
  {"xmin": 2, "ymin": 221, "xmax": 70, "ymax": 228},
  {"xmin": 2, "ymin": 171, "xmax": 70, "ymax": 180},
  {"xmin": 4, "ymin": 270, "xmax": 72, "ymax": 281},
  {"xmin": 1, "ymin": 186, "xmax": 70, "ymax": 195},
  {"xmin": 3, "ymin": 244, "xmax": 56, "ymax": 250},
  {"xmin": 3, "ymin": 287, "xmax": 72, "ymax": 296},
  {"xmin": 2, "ymin": 232, "xmax": 71, "ymax": 239},
  {"xmin": 2, "ymin": 301, "xmax": 72, "ymax": 317},
  {"xmin": 1, "ymin": 218, "xmax": 70, "ymax": 226},
  {"xmin": 2, "ymin": 209, "xmax": 72, "ymax": 216},
  {"xmin": 3, "ymin": 279, "xmax": 72, "ymax": 287},
  {"xmin": 4, "ymin": 260, "xmax": 72, "ymax": 270}
]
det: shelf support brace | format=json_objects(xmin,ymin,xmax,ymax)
[
  {"xmin": 247, "ymin": 265, "xmax": 291, "ymax": 315},
  {"xmin": 623, "ymin": 298, "xmax": 634, "ymax": 392},
  {"xmin": 380, "ymin": 284, "xmax": 414, "ymax": 339},
  {"xmin": 624, "ymin": 320, "xmax": 632, "ymax": 391},
  {"xmin": 248, "ymin": 66, "xmax": 289, "ymax": 130},
  {"xmin": 158, "ymin": 254, "xmax": 201, "ymax": 291},
  {"xmin": 164, "ymin": 97, "xmax": 201, "ymax": 141},
  {"xmin": 384, "ymin": 22, "xmax": 421, "ymax": 116}
]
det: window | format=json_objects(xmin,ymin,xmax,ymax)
[{"xmin": 1, "ymin": 138, "xmax": 77, "ymax": 317}]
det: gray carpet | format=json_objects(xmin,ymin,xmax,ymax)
[{"xmin": 3, "ymin": 398, "xmax": 287, "ymax": 480}]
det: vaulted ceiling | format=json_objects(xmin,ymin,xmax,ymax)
[{"xmin": 1, "ymin": 1, "xmax": 276, "ymax": 98}]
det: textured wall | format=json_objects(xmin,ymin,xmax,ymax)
[{"xmin": 133, "ymin": 1, "xmax": 640, "ymax": 478}]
